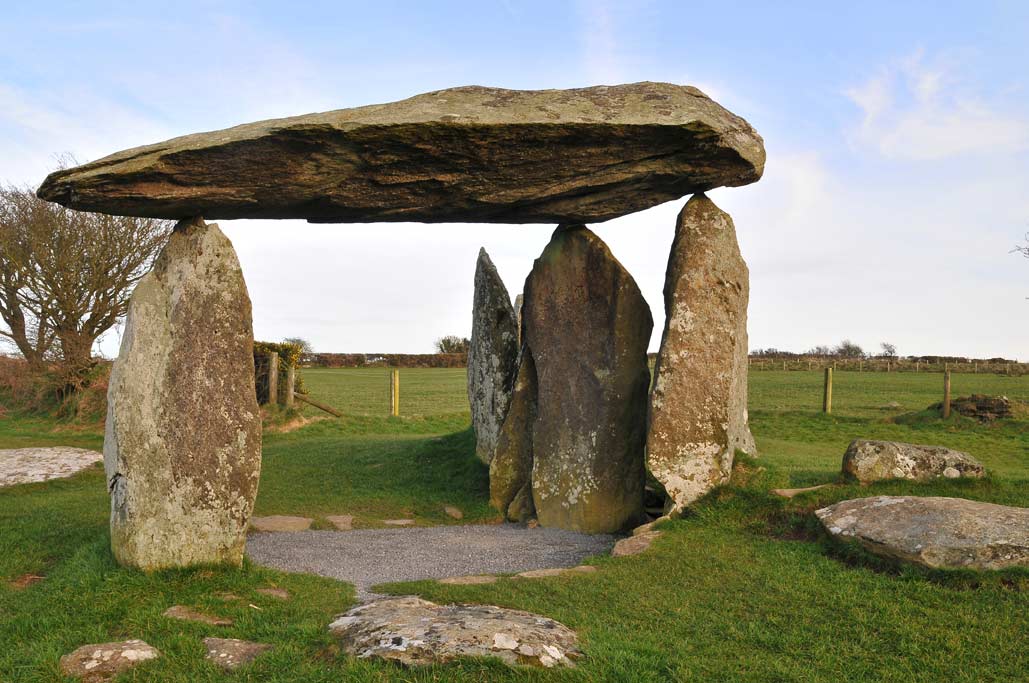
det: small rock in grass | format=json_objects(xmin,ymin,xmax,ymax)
[
  {"xmin": 611, "ymin": 531, "xmax": 662, "ymax": 557},
  {"xmin": 250, "ymin": 515, "xmax": 314, "ymax": 532},
  {"xmin": 383, "ymin": 519, "xmax": 414, "ymax": 526},
  {"xmin": 256, "ymin": 587, "xmax": 290, "ymax": 600},
  {"xmin": 163, "ymin": 605, "xmax": 233, "ymax": 626},
  {"xmin": 443, "ymin": 505, "xmax": 464, "ymax": 520},
  {"xmin": 329, "ymin": 596, "xmax": 579, "ymax": 668},
  {"xmin": 203, "ymin": 637, "xmax": 272, "ymax": 670},
  {"xmin": 60, "ymin": 640, "xmax": 159, "ymax": 681},
  {"xmin": 842, "ymin": 440, "xmax": 984, "ymax": 483},
  {"xmin": 515, "ymin": 566, "xmax": 597, "ymax": 579},
  {"xmin": 326, "ymin": 515, "xmax": 353, "ymax": 530},
  {"xmin": 771, "ymin": 484, "xmax": 833, "ymax": 499},
  {"xmin": 439, "ymin": 575, "xmax": 498, "ymax": 585},
  {"xmin": 213, "ymin": 591, "xmax": 243, "ymax": 602}
]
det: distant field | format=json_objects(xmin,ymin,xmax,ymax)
[{"xmin": 301, "ymin": 367, "xmax": 468, "ymax": 417}]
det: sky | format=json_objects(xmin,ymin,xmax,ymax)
[{"xmin": 2, "ymin": 1, "xmax": 1027, "ymax": 360}]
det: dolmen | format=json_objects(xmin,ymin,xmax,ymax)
[{"xmin": 38, "ymin": 82, "xmax": 765, "ymax": 563}]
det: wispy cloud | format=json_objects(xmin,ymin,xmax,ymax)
[
  {"xmin": 845, "ymin": 50, "xmax": 1029, "ymax": 160},
  {"xmin": 575, "ymin": 0, "xmax": 626, "ymax": 84}
]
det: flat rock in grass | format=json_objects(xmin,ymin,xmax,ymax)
[
  {"xmin": 326, "ymin": 514, "xmax": 353, "ymax": 530},
  {"xmin": 439, "ymin": 574, "xmax": 499, "ymax": 585},
  {"xmin": 256, "ymin": 587, "xmax": 290, "ymax": 600},
  {"xmin": 443, "ymin": 505, "xmax": 464, "ymax": 520},
  {"xmin": 329, "ymin": 596, "xmax": 580, "ymax": 668},
  {"xmin": 163, "ymin": 605, "xmax": 233, "ymax": 626},
  {"xmin": 816, "ymin": 496, "xmax": 1029, "ymax": 570},
  {"xmin": 250, "ymin": 515, "xmax": 314, "ymax": 532},
  {"xmin": 611, "ymin": 531, "xmax": 662, "ymax": 557},
  {"xmin": 515, "ymin": 566, "xmax": 597, "ymax": 579},
  {"xmin": 771, "ymin": 484, "xmax": 833, "ymax": 499},
  {"xmin": 842, "ymin": 440, "xmax": 984, "ymax": 483},
  {"xmin": 383, "ymin": 518, "xmax": 415, "ymax": 526},
  {"xmin": 0, "ymin": 447, "xmax": 102, "ymax": 487},
  {"xmin": 203, "ymin": 638, "xmax": 272, "ymax": 670},
  {"xmin": 38, "ymin": 83, "xmax": 765, "ymax": 224},
  {"xmin": 60, "ymin": 640, "xmax": 159, "ymax": 682}
]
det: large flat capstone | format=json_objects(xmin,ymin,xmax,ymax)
[
  {"xmin": 816, "ymin": 496, "xmax": 1029, "ymax": 570},
  {"xmin": 37, "ymin": 83, "xmax": 764, "ymax": 224}
]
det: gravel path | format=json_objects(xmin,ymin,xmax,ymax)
[{"xmin": 246, "ymin": 524, "xmax": 617, "ymax": 599}]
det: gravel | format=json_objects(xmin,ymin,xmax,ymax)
[{"xmin": 246, "ymin": 524, "xmax": 617, "ymax": 600}]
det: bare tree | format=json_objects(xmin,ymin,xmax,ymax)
[
  {"xmin": 0, "ymin": 183, "xmax": 172, "ymax": 377},
  {"xmin": 434, "ymin": 335, "xmax": 470, "ymax": 354},
  {"xmin": 879, "ymin": 342, "xmax": 897, "ymax": 358},
  {"xmin": 833, "ymin": 339, "xmax": 865, "ymax": 358}
]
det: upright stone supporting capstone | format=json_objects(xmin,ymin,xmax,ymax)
[
  {"xmin": 104, "ymin": 217, "xmax": 261, "ymax": 569},
  {"xmin": 489, "ymin": 347, "xmax": 537, "ymax": 522},
  {"xmin": 647, "ymin": 194, "xmax": 755, "ymax": 513},
  {"xmin": 523, "ymin": 225, "xmax": 652, "ymax": 534},
  {"xmin": 467, "ymin": 248, "xmax": 519, "ymax": 464}
]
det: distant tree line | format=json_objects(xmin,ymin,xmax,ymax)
[{"xmin": 750, "ymin": 339, "xmax": 1017, "ymax": 364}]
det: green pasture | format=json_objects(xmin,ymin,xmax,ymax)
[{"xmin": 0, "ymin": 369, "xmax": 1026, "ymax": 681}]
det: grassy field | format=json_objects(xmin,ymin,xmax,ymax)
[{"xmin": 1, "ymin": 369, "xmax": 1026, "ymax": 681}]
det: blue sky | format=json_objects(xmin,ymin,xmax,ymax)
[{"xmin": 2, "ymin": 1, "xmax": 1027, "ymax": 358}]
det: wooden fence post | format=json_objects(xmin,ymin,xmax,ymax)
[
  {"xmin": 266, "ymin": 352, "xmax": 279, "ymax": 406},
  {"xmin": 285, "ymin": 364, "xmax": 295, "ymax": 408},
  {"xmin": 391, "ymin": 368, "xmax": 400, "ymax": 417},
  {"xmin": 822, "ymin": 367, "xmax": 833, "ymax": 414},
  {"xmin": 942, "ymin": 369, "xmax": 951, "ymax": 419}
]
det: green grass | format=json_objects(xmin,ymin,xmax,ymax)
[{"xmin": 1, "ymin": 370, "xmax": 1027, "ymax": 681}]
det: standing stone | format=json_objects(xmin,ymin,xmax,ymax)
[
  {"xmin": 489, "ymin": 349, "xmax": 537, "ymax": 522},
  {"xmin": 647, "ymin": 194, "xmax": 755, "ymax": 514},
  {"xmin": 524, "ymin": 225, "xmax": 652, "ymax": 534},
  {"xmin": 468, "ymin": 248, "xmax": 519, "ymax": 464},
  {"xmin": 104, "ymin": 217, "xmax": 261, "ymax": 569}
]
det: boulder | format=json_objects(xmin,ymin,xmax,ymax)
[
  {"xmin": 489, "ymin": 349, "xmax": 537, "ymax": 522},
  {"xmin": 60, "ymin": 640, "xmax": 159, "ymax": 681},
  {"xmin": 329, "ymin": 596, "xmax": 580, "ymax": 668},
  {"xmin": 524, "ymin": 225, "xmax": 652, "ymax": 534},
  {"xmin": 37, "ymin": 83, "xmax": 765, "ymax": 224},
  {"xmin": 104, "ymin": 217, "xmax": 261, "ymax": 569},
  {"xmin": 842, "ymin": 440, "xmax": 984, "ymax": 483},
  {"xmin": 816, "ymin": 496, "xmax": 1029, "ymax": 570},
  {"xmin": 468, "ymin": 248, "xmax": 519, "ymax": 464},
  {"xmin": 647, "ymin": 194, "xmax": 755, "ymax": 513}
]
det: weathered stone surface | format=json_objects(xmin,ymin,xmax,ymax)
[
  {"xmin": 515, "ymin": 565, "xmax": 597, "ymax": 579},
  {"xmin": 524, "ymin": 226, "xmax": 652, "ymax": 534},
  {"xmin": 383, "ymin": 518, "xmax": 415, "ymax": 526},
  {"xmin": 203, "ymin": 637, "xmax": 272, "ymax": 670},
  {"xmin": 439, "ymin": 574, "xmax": 499, "ymax": 585},
  {"xmin": 443, "ymin": 505, "xmax": 464, "ymax": 520},
  {"xmin": 647, "ymin": 194, "xmax": 755, "ymax": 513},
  {"xmin": 250, "ymin": 515, "xmax": 314, "ymax": 532},
  {"xmin": 163, "ymin": 605, "xmax": 233, "ymax": 626},
  {"xmin": 256, "ymin": 587, "xmax": 290, "ymax": 600},
  {"xmin": 0, "ymin": 447, "xmax": 101, "ymax": 487},
  {"xmin": 816, "ymin": 496, "xmax": 1029, "ymax": 570},
  {"xmin": 468, "ymin": 248, "xmax": 519, "ymax": 464},
  {"xmin": 105, "ymin": 217, "xmax": 261, "ymax": 569},
  {"xmin": 329, "ymin": 596, "xmax": 580, "ymax": 668},
  {"xmin": 38, "ymin": 83, "xmax": 764, "ymax": 224},
  {"xmin": 326, "ymin": 514, "xmax": 353, "ymax": 530},
  {"xmin": 60, "ymin": 640, "xmax": 159, "ymax": 681},
  {"xmin": 489, "ymin": 349, "xmax": 537, "ymax": 522},
  {"xmin": 842, "ymin": 440, "xmax": 984, "ymax": 483},
  {"xmin": 611, "ymin": 531, "xmax": 662, "ymax": 557}
]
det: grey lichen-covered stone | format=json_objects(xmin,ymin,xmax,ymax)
[
  {"xmin": 816, "ymin": 496, "xmax": 1029, "ymax": 570},
  {"xmin": 329, "ymin": 596, "xmax": 580, "ymax": 668},
  {"xmin": 37, "ymin": 83, "xmax": 765, "ymax": 224},
  {"xmin": 468, "ymin": 248, "xmax": 519, "ymax": 464},
  {"xmin": 60, "ymin": 640, "xmax": 160, "ymax": 682},
  {"xmin": 489, "ymin": 349, "xmax": 537, "ymax": 522},
  {"xmin": 647, "ymin": 194, "xmax": 755, "ymax": 513},
  {"xmin": 104, "ymin": 217, "xmax": 261, "ymax": 570},
  {"xmin": 842, "ymin": 440, "xmax": 984, "ymax": 483},
  {"xmin": 0, "ymin": 447, "xmax": 101, "ymax": 487},
  {"xmin": 524, "ymin": 225, "xmax": 652, "ymax": 534}
]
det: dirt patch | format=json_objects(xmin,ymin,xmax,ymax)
[{"xmin": 8, "ymin": 573, "xmax": 45, "ymax": 590}]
